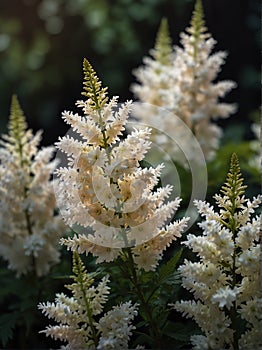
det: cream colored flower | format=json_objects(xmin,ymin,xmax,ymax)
[
  {"xmin": 0, "ymin": 96, "xmax": 65, "ymax": 276},
  {"xmin": 173, "ymin": 154, "xmax": 261, "ymax": 349},
  {"xmin": 56, "ymin": 59, "xmax": 188, "ymax": 271},
  {"xmin": 39, "ymin": 253, "xmax": 138, "ymax": 349},
  {"xmin": 131, "ymin": 1, "xmax": 236, "ymax": 165}
]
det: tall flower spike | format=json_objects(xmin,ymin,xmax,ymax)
[
  {"xmin": 38, "ymin": 252, "xmax": 138, "ymax": 349},
  {"xmin": 0, "ymin": 96, "xmax": 65, "ymax": 276},
  {"xmin": 56, "ymin": 59, "xmax": 188, "ymax": 270},
  {"xmin": 131, "ymin": 17, "xmax": 174, "ymax": 106},
  {"xmin": 131, "ymin": 0, "xmax": 237, "ymax": 166},
  {"xmin": 171, "ymin": 0, "xmax": 237, "ymax": 159},
  {"xmin": 173, "ymin": 153, "xmax": 262, "ymax": 349}
]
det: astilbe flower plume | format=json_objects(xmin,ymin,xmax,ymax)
[
  {"xmin": 173, "ymin": 153, "xmax": 262, "ymax": 349},
  {"xmin": 131, "ymin": 17, "xmax": 174, "ymax": 107},
  {"xmin": 0, "ymin": 96, "xmax": 65, "ymax": 276},
  {"xmin": 131, "ymin": 0, "xmax": 236, "ymax": 165},
  {"xmin": 38, "ymin": 252, "xmax": 138, "ymax": 349},
  {"xmin": 56, "ymin": 59, "xmax": 188, "ymax": 272}
]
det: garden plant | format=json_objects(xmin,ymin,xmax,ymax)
[{"xmin": 0, "ymin": 0, "xmax": 260, "ymax": 349}]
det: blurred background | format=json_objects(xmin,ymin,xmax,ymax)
[{"xmin": 0, "ymin": 0, "xmax": 260, "ymax": 146}]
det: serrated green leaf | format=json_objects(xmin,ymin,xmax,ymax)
[
  {"xmin": 131, "ymin": 331, "xmax": 153, "ymax": 348},
  {"xmin": 0, "ymin": 312, "xmax": 19, "ymax": 346},
  {"xmin": 158, "ymin": 249, "xmax": 182, "ymax": 284},
  {"xmin": 162, "ymin": 321, "xmax": 199, "ymax": 342}
]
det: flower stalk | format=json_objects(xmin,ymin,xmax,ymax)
[
  {"xmin": 0, "ymin": 95, "xmax": 65, "ymax": 276},
  {"xmin": 174, "ymin": 153, "xmax": 261, "ymax": 349}
]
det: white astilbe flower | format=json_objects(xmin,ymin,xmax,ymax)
[
  {"xmin": 131, "ymin": 18, "xmax": 175, "ymax": 108},
  {"xmin": 56, "ymin": 59, "xmax": 188, "ymax": 271},
  {"xmin": 175, "ymin": 301, "xmax": 233, "ymax": 349},
  {"xmin": 97, "ymin": 301, "xmax": 138, "ymax": 350},
  {"xmin": 0, "ymin": 96, "xmax": 65, "ymax": 276},
  {"xmin": 132, "ymin": 217, "xmax": 188, "ymax": 271},
  {"xmin": 173, "ymin": 154, "xmax": 261, "ymax": 349},
  {"xmin": 238, "ymin": 297, "xmax": 262, "ymax": 349},
  {"xmin": 38, "ymin": 253, "xmax": 138, "ymax": 350},
  {"xmin": 212, "ymin": 286, "xmax": 239, "ymax": 309},
  {"xmin": 131, "ymin": 0, "xmax": 236, "ymax": 166}
]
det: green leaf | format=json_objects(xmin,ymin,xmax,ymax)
[
  {"xmin": 132, "ymin": 331, "xmax": 153, "ymax": 348},
  {"xmin": 158, "ymin": 249, "xmax": 183, "ymax": 284},
  {"xmin": 162, "ymin": 321, "xmax": 200, "ymax": 342},
  {"xmin": 0, "ymin": 312, "xmax": 19, "ymax": 346}
]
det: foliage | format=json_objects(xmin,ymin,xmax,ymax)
[{"xmin": 0, "ymin": 249, "xmax": 72, "ymax": 348}]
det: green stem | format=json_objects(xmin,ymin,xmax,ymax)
[
  {"xmin": 124, "ymin": 248, "xmax": 163, "ymax": 349},
  {"xmin": 98, "ymin": 112, "xmax": 111, "ymax": 163},
  {"xmin": 76, "ymin": 257, "xmax": 99, "ymax": 347},
  {"xmin": 17, "ymin": 131, "xmax": 38, "ymax": 274},
  {"xmin": 229, "ymin": 182, "xmax": 239, "ymax": 349},
  {"xmin": 230, "ymin": 244, "xmax": 239, "ymax": 349}
]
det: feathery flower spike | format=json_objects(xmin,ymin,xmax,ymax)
[
  {"xmin": 173, "ymin": 153, "xmax": 262, "ymax": 349},
  {"xmin": 0, "ymin": 95, "xmax": 65, "ymax": 276},
  {"xmin": 56, "ymin": 59, "xmax": 188, "ymax": 271},
  {"xmin": 38, "ymin": 252, "xmax": 138, "ymax": 349},
  {"xmin": 132, "ymin": 0, "xmax": 237, "ymax": 165}
]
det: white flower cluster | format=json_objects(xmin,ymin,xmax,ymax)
[
  {"xmin": 57, "ymin": 59, "xmax": 188, "ymax": 271},
  {"xmin": 0, "ymin": 96, "xmax": 65, "ymax": 276},
  {"xmin": 97, "ymin": 301, "xmax": 138, "ymax": 350},
  {"xmin": 131, "ymin": 0, "xmax": 236, "ymax": 165},
  {"xmin": 131, "ymin": 18, "xmax": 175, "ymax": 108},
  {"xmin": 38, "ymin": 253, "xmax": 138, "ymax": 349},
  {"xmin": 173, "ymin": 155, "xmax": 262, "ymax": 349}
]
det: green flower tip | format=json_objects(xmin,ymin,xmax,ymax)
[
  {"xmin": 82, "ymin": 58, "xmax": 108, "ymax": 110},
  {"xmin": 72, "ymin": 251, "xmax": 86, "ymax": 276},
  {"xmin": 190, "ymin": 0, "xmax": 207, "ymax": 38},
  {"xmin": 221, "ymin": 153, "xmax": 247, "ymax": 200},
  {"xmin": 154, "ymin": 17, "xmax": 173, "ymax": 65},
  {"xmin": 71, "ymin": 251, "xmax": 94, "ymax": 286},
  {"xmin": 9, "ymin": 94, "xmax": 27, "ymax": 139}
]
